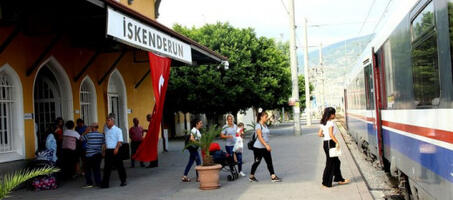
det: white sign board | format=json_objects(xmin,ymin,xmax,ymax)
[
  {"xmin": 107, "ymin": 7, "xmax": 192, "ymax": 64},
  {"xmin": 24, "ymin": 113, "xmax": 33, "ymax": 120}
]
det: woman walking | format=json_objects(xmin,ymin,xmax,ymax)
[
  {"xmin": 249, "ymin": 111, "xmax": 281, "ymax": 182},
  {"xmin": 318, "ymin": 107, "xmax": 350, "ymax": 187},
  {"xmin": 220, "ymin": 114, "xmax": 245, "ymax": 176},
  {"xmin": 181, "ymin": 119, "xmax": 202, "ymax": 182}
]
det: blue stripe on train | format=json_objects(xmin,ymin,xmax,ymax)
[
  {"xmin": 347, "ymin": 115, "xmax": 453, "ymax": 183},
  {"xmin": 382, "ymin": 128, "xmax": 453, "ymax": 183},
  {"xmin": 347, "ymin": 116, "xmax": 376, "ymax": 140}
]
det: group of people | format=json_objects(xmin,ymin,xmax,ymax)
[
  {"xmin": 181, "ymin": 107, "xmax": 350, "ymax": 188},
  {"xmin": 41, "ymin": 113, "xmax": 128, "ymax": 188},
  {"xmin": 181, "ymin": 111, "xmax": 281, "ymax": 183},
  {"xmin": 39, "ymin": 106, "xmax": 349, "ymax": 189}
]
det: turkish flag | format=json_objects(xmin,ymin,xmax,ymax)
[{"xmin": 133, "ymin": 52, "xmax": 171, "ymax": 164}]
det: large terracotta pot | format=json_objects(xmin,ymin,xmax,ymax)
[{"xmin": 195, "ymin": 164, "xmax": 222, "ymax": 190}]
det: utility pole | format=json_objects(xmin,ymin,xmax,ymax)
[
  {"xmin": 303, "ymin": 18, "xmax": 312, "ymax": 126},
  {"xmin": 319, "ymin": 43, "xmax": 325, "ymax": 112},
  {"xmin": 288, "ymin": 0, "xmax": 301, "ymax": 135}
]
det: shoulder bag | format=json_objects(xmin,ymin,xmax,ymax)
[{"xmin": 328, "ymin": 140, "xmax": 341, "ymax": 157}]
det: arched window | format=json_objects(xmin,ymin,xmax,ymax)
[
  {"xmin": 0, "ymin": 64, "xmax": 24, "ymax": 162},
  {"xmin": 80, "ymin": 77, "xmax": 97, "ymax": 125},
  {"xmin": 0, "ymin": 72, "xmax": 15, "ymax": 153}
]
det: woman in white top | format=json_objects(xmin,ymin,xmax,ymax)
[
  {"xmin": 249, "ymin": 111, "xmax": 281, "ymax": 182},
  {"xmin": 318, "ymin": 107, "xmax": 350, "ymax": 187},
  {"xmin": 182, "ymin": 119, "xmax": 202, "ymax": 182}
]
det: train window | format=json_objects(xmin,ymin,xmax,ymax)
[
  {"xmin": 382, "ymin": 41, "xmax": 395, "ymax": 108},
  {"xmin": 411, "ymin": 33, "xmax": 440, "ymax": 108},
  {"xmin": 364, "ymin": 65, "xmax": 375, "ymax": 110},
  {"xmin": 411, "ymin": 2, "xmax": 435, "ymax": 41},
  {"xmin": 411, "ymin": 1, "xmax": 440, "ymax": 108},
  {"xmin": 448, "ymin": 1, "xmax": 453, "ymax": 80}
]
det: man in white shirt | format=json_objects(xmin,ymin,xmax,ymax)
[{"xmin": 101, "ymin": 113, "xmax": 127, "ymax": 188}]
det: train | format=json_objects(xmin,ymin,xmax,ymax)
[{"xmin": 344, "ymin": 0, "xmax": 453, "ymax": 199}]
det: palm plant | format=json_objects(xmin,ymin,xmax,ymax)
[
  {"xmin": 0, "ymin": 167, "xmax": 59, "ymax": 199},
  {"xmin": 186, "ymin": 125, "xmax": 221, "ymax": 166}
]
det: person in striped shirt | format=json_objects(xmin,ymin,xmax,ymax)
[{"xmin": 80, "ymin": 123, "xmax": 105, "ymax": 188}]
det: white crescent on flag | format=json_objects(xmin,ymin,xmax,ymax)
[{"xmin": 158, "ymin": 74, "xmax": 165, "ymax": 95}]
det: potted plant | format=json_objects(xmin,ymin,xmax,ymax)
[{"xmin": 190, "ymin": 125, "xmax": 222, "ymax": 190}]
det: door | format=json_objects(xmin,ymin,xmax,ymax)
[
  {"xmin": 108, "ymin": 94, "xmax": 121, "ymax": 129},
  {"xmin": 34, "ymin": 75, "xmax": 62, "ymax": 148},
  {"xmin": 372, "ymin": 48, "xmax": 384, "ymax": 166}
]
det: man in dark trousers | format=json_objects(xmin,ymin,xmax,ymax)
[
  {"xmin": 129, "ymin": 118, "xmax": 145, "ymax": 168},
  {"xmin": 101, "ymin": 113, "xmax": 127, "ymax": 188}
]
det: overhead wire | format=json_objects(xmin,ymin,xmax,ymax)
[
  {"xmin": 372, "ymin": 0, "xmax": 393, "ymax": 33},
  {"xmin": 280, "ymin": 0, "xmax": 290, "ymax": 15},
  {"xmin": 358, "ymin": 0, "xmax": 376, "ymax": 34}
]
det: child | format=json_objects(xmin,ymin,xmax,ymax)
[{"xmin": 233, "ymin": 123, "xmax": 245, "ymax": 176}]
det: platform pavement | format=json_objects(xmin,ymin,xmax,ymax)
[{"xmin": 8, "ymin": 121, "xmax": 373, "ymax": 200}]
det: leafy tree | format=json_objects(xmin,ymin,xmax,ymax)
[
  {"xmin": 298, "ymin": 74, "xmax": 314, "ymax": 110},
  {"xmin": 165, "ymin": 22, "xmax": 292, "ymax": 122}
]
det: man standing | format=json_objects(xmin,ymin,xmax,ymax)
[
  {"xmin": 81, "ymin": 123, "xmax": 104, "ymax": 188},
  {"xmin": 129, "ymin": 118, "xmax": 145, "ymax": 168},
  {"xmin": 101, "ymin": 113, "xmax": 127, "ymax": 188}
]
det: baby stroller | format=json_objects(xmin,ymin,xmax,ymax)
[
  {"xmin": 27, "ymin": 149, "xmax": 58, "ymax": 191},
  {"xmin": 209, "ymin": 143, "xmax": 239, "ymax": 181}
]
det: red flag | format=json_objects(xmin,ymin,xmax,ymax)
[{"xmin": 133, "ymin": 52, "xmax": 171, "ymax": 164}]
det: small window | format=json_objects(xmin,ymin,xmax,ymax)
[
  {"xmin": 411, "ymin": 2, "xmax": 435, "ymax": 41},
  {"xmin": 80, "ymin": 78, "xmax": 96, "ymax": 125},
  {"xmin": 364, "ymin": 65, "xmax": 375, "ymax": 110}
]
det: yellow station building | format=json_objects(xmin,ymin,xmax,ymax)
[{"xmin": 0, "ymin": 0, "xmax": 227, "ymax": 172}]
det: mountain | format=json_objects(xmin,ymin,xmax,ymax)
[{"xmin": 298, "ymin": 34, "xmax": 374, "ymax": 79}]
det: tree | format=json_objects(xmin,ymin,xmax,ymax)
[{"xmin": 165, "ymin": 22, "xmax": 291, "ymax": 122}]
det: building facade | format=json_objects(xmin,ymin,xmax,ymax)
[{"xmin": 0, "ymin": 0, "xmax": 226, "ymax": 172}]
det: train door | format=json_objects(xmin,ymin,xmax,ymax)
[
  {"xmin": 364, "ymin": 63, "xmax": 379, "ymax": 157},
  {"xmin": 372, "ymin": 48, "xmax": 384, "ymax": 166}
]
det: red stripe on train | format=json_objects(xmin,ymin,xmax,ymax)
[
  {"xmin": 346, "ymin": 113, "xmax": 453, "ymax": 144},
  {"xmin": 381, "ymin": 121, "xmax": 453, "ymax": 144},
  {"xmin": 346, "ymin": 113, "xmax": 375, "ymax": 123}
]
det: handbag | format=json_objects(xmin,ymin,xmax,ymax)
[
  {"xmin": 118, "ymin": 143, "xmax": 130, "ymax": 160},
  {"xmin": 247, "ymin": 124, "xmax": 261, "ymax": 150},
  {"xmin": 184, "ymin": 132, "xmax": 198, "ymax": 151},
  {"xmin": 328, "ymin": 140, "xmax": 341, "ymax": 157}
]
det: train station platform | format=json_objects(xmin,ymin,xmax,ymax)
[{"xmin": 8, "ymin": 122, "xmax": 372, "ymax": 200}]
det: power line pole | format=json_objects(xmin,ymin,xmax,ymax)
[
  {"xmin": 303, "ymin": 18, "xmax": 312, "ymax": 126},
  {"xmin": 319, "ymin": 43, "xmax": 325, "ymax": 112},
  {"xmin": 288, "ymin": 0, "xmax": 301, "ymax": 135}
]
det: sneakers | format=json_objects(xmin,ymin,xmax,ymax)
[
  {"xmin": 82, "ymin": 185, "xmax": 94, "ymax": 189},
  {"xmin": 271, "ymin": 176, "xmax": 282, "ymax": 182},
  {"xmin": 249, "ymin": 176, "xmax": 258, "ymax": 182},
  {"xmin": 239, "ymin": 171, "xmax": 246, "ymax": 177}
]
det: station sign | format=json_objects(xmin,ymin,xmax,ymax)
[{"xmin": 107, "ymin": 7, "xmax": 192, "ymax": 64}]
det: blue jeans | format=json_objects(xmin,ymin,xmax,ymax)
[
  {"xmin": 225, "ymin": 145, "xmax": 242, "ymax": 172},
  {"xmin": 184, "ymin": 149, "xmax": 201, "ymax": 176}
]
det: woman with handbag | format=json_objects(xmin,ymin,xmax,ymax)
[
  {"xmin": 181, "ymin": 119, "xmax": 202, "ymax": 182},
  {"xmin": 249, "ymin": 111, "xmax": 281, "ymax": 182},
  {"xmin": 318, "ymin": 107, "xmax": 350, "ymax": 187}
]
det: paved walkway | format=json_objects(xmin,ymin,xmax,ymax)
[{"xmin": 8, "ymin": 122, "xmax": 372, "ymax": 200}]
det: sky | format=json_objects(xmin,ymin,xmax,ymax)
[{"xmin": 158, "ymin": 0, "xmax": 397, "ymax": 48}]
